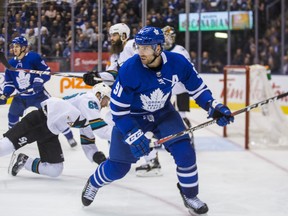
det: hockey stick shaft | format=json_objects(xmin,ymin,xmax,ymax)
[
  {"xmin": 0, "ymin": 52, "xmax": 105, "ymax": 82},
  {"xmin": 151, "ymin": 91, "xmax": 288, "ymax": 147},
  {"xmin": 8, "ymin": 88, "xmax": 34, "ymax": 99}
]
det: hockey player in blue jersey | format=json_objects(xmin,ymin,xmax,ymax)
[
  {"xmin": 0, "ymin": 36, "xmax": 77, "ymax": 147},
  {"xmin": 81, "ymin": 26, "xmax": 234, "ymax": 215}
]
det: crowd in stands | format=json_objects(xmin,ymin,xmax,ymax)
[{"xmin": 0, "ymin": 0, "xmax": 287, "ymax": 74}]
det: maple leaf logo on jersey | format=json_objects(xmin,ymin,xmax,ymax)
[
  {"xmin": 16, "ymin": 70, "xmax": 30, "ymax": 89},
  {"xmin": 140, "ymin": 88, "xmax": 170, "ymax": 112},
  {"xmin": 153, "ymin": 28, "xmax": 160, "ymax": 35}
]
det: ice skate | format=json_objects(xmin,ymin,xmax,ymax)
[
  {"xmin": 135, "ymin": 155, "xmax": 163, "ymax": 177},
  {"xmin": 92, "ymin": 151, "xmax": 106, "ymax": 165},
  {"xmin": 68, "ymin": 138, "xmax": 77, "ymax": 148},
  {"xmin": 11, "ymin": 153, "xmax": 29, "ymax": 176},
  {"xmin": 82, "ymin": 179, "xmax": 99, "ymax": 206},
  {"xmin": 177, "ymin": 183, "xmax": 208, "ymax": 215}
]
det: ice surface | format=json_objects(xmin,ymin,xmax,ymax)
[{"xmin": 0, "ymin": 105, "xmax": 288, "ymax": 216}]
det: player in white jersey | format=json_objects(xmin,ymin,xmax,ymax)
[
  {"xmin": 83, "ymin": 23, "xmax": 137, "ymax": 85},
  {"xmin": 162, "ymin": 25, "xmax": 192, "ymax": 129},
  {"xmin": 0, "ymin": 73, "xmax": 4, "ymax": 93},
  {"xmin": 0, "ymin": 83, "xmax": 112, "ymax": 178}
]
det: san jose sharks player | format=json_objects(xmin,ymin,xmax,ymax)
[
  {"xmin": 81, "ymin": 26, "xmax": 234, "ymax": 215},
  {"xmin": 0, "ymin": 83, "xmax": 112, "ymax": 178},
  {"xmin": 0, "ymin": 36, "xmax": 77, "ymax": 148}
]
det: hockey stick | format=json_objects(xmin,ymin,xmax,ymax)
[
  {"xmin": 151, "ymin": 91, "xmax": 288, "ymax": 147},
  {"xmin": 8, "ymin": 88, "xmax": 34, "ymax": 99},
  {"xmin": 0, "ymin": 52, "xmax": 105, "ymax": 82}
]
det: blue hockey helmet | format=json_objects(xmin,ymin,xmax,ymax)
[
  {"xmin": 12, "ymin": 36, "xmax": 28, "ymax": 47},
  {"xmin": 135, "ymin": 26, "xmax": 165, "ymax": 46}
]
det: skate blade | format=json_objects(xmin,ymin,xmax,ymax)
[
  {"xmin": 7, "ymin": 151, "xmax": 17, "ymax": 175},
  {"xmin": 188, "ymin": 209, "xmax": 208, "ymax": 216},
  {"xmin": 136, "ymin": 169, "xmax": 163, "ymax": 177}
]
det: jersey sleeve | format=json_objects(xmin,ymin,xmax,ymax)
[
  {"xmin": 181, "ymin": 59, "xmax": 214, "ymax": 110},
  {"xmin": 3, "ymin": 69, "xmax": 16, "ymax": 96},
  {"xmin": 78, "ymin": 96, "xmax": 112, "ymax": 140},
  {"xmin": 31, "ymin": 52, "xmax": 51, "ymax": 83},
  {"xmin": 110, "ymin": 65, "xmax": 140, "ymax": 135}
]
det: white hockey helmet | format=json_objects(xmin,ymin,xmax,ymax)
[
  {"xmin": 109, "ymin": 23, "xmax": 130, "ymax": 42},
  {"xmin": 92, "ymin": 83, "xmax": 111, "ymax": 100}
]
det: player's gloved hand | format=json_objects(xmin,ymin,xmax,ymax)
[
  {"xmin": 83, "ymin": 71, "xmax": 100, "ymax": 86},
  {"xmin": 0, "ymin": 93, "xmax": 7, "ymax": 105},
  {"xmin": 124, "ymin": 128, "xmax": 152, "ymax": 158},
  {"xmin": 207, "ymin": 100, "xmax": 234, "ymax": 126},
  {"xmin": 32, "ymin": 77, "xmax": 44, "ymax": 93}
]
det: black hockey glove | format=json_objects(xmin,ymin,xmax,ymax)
[
  {"xmin": 83, "ymin": 71, "xmax": 100, "ymax": 86},
  {"xmin": 0, "ymin": 93, "xmax": 7, "ymax": 105}
]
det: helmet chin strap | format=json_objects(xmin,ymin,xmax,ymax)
[
  {"xmin": 147, "ymin": 46, "xmax": 162, "ymax": 66},
  {"xmin": 15, "ymin": 47, "xmax": 26, "ymax": 59}
]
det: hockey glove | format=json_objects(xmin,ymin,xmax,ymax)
[
  {"xmin": 0, "ymin": 93, "xmax": 7, "ymax": 105},
  {"xmin": 32, "ymin": 77, "xmax": 44, "ymax": 93},
  {"xmin": 207, "ymin": 100, "xmax": 234, "ymax": 127},
  {"xmin": 83, "ymin": 71, "xmax": 100, "ymax": 86},
  {"xmin": 124, "ymin": 128, "xmax": 152, "ymax": 158}
]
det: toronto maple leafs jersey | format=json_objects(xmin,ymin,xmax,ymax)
[
  {"xmin": 3, "ymin": 51, "xmax": 51, "ymax": 96},
  {"xmin": 110, "ymin": 51, "xmax": 214, "ymax": 134},
  {"xmin": 43, "ymin": 91, "xmax": 112, "ymax": 141},
  {"xmin": 168, "ymin": 44, "xmax": 192, "ymax": 95}
]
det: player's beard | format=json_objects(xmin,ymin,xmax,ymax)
[{"xmin": 110, "ymin": 39, "xmax": 123, "ymax": 55}]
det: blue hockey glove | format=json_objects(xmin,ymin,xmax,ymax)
[
  {"xmin": 207, "ymin": 100, "xmax": 234, "ymax": 126},
  {"xmin": 32, "ymin": 77, "xmax": 44, "ymax": 93},
  {"xmin": 0, "ymin": 93, "xmax": 7, "ymax": 105},
  {"xmin": 124, "ymin": 128, "xmax": 152, "ymax": 158}
]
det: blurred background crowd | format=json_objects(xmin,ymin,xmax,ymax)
[{"xmin": 0, "ymin": 0, "xmax": 287, "ymax": 74}]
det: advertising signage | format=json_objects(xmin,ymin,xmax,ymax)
[{"xmin": 179, "ymin": 11, "xmax": 253, "ymax": 31}]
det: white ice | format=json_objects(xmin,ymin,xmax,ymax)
[{"xmin": 0, "ymin": 105, "xmax": 288, "ymax": 216}]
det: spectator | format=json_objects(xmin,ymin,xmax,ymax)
[
  {"xmin": 190, "ymin": 51, "xmax": 198, "ymax": 68},
  {"xmin": 283, "ymin": 55, "xmax": 288, "ymax": 75},
  {"xmin": 24, "ymin": 28, "xmax": 36, "ymax": 51},
  {"xmin": 45, "ymin": 4, "xmax": 57, "ymax": 20},
  {"xmin": 39, "ymin": 27, "xmax": 52, "ymax": 57},
  {"xmin": 232, "ymin": 48, "xmax": 244, "ymax": 65},
  {"xmin": 0, "ymin": 36, "xmax": 4, "ymax": 52},
  {"xmin": 50, "ymin": 42, "xmax": 63, "ymax": 57},
  {"xmin": 201, "ymin": 51, "xmax": 212, "ymax": 72}
]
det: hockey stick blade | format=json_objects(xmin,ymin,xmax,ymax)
[{"xmin": 151, "ymin": 91, "xmax": 288, "ymax": 147}]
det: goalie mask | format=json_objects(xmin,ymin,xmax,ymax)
[{"xmin": 162, "ymin": 26, "xmax": 176, "ymax": 50}]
